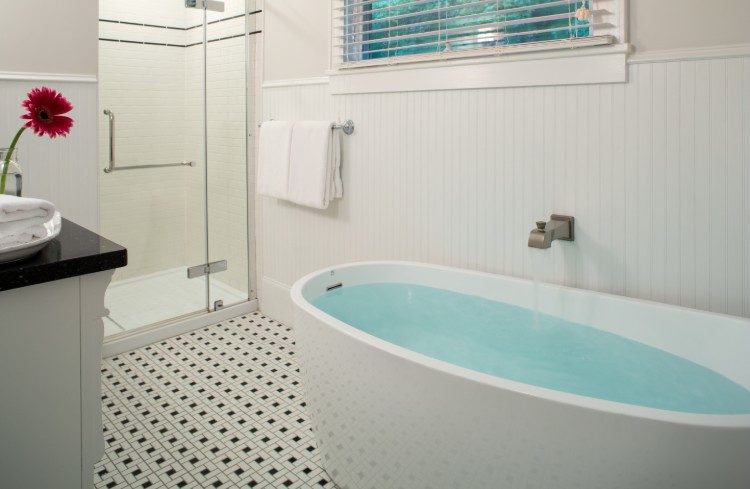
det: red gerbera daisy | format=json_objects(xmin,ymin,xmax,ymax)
[{"xmin": 21, "ymin": 86, "xmax": 74, "ymax": 138}]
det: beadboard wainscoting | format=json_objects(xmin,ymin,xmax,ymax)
[
  {"xmin": 258, "ymin": 55, "xmax": 750, "ymax": 323},
  {"xmin": 0, "ymin": 78, "xmax": 98, "ymax": 231}
]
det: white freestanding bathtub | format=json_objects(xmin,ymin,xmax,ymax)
[{"xmin": 290, "ymin": 261, "xmax": 750, "ymax": 489}]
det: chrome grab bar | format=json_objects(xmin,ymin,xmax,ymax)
[
  {"xmin": 103, "ymin": 109, "xmax": 115, "ymax": 173},
  {"xmin": 102, "ymin": 109, "xmax": 195, "ymax": 173}
]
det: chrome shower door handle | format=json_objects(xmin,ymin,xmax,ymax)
[
  {"xmin": 103, "ymin": 109, "xmax": 115, "ymax": 173},
  {"xmin": 100, "ymin": 109, "xmax": 194, "ymax": 173}
]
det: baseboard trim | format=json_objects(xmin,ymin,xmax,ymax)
[
  {"xmin": 102, "ymin": 299, "xmax": 258, "ymax": 357},
  {"xmin": 0, "ymin": 71, "xmax": 98, "ymax": 83},
  {"xmin": 258, "ymin": 276, "xmax": 293, "ymax": 326}
]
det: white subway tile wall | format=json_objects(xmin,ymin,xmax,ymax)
[
  {"xmin": 258, "ymin": 57, "xmax": 750, "ymax": 320},
  {"xmin": 98, "ymin": 38, "xmax": 191, "ymax": 279},
  {"xmin": 98, "ymin": 0, "xmax": 252, "ymax": 301}
]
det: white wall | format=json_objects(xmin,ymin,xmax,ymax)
[
  {"xmin": 257, "ymin": 1, "xmax": 750, "ymax": 322},
  {"xmin": 261, "ymin": 0, "xmax": 750, "ymax": 82},
  {"xmin": 630, "ymin": 0, "xmax": 750, "ymax": 54},
  {"xmin": 258, "ymin": 57, "xmax": 750, "ymax": 323},
  {"xmin": 0, "ymin": 1, "xmax": 99, "ymax": 231},
  {"xmin": 0, "ymin": 81, "xmax": 98, "ymax": 230},
  {"xmin": 262, "ymin": 0, "xmax": 329, "ymax": 81},
  {"xmin": 0, "ymin": 0, "xmax": 98, "ymax": 76}
]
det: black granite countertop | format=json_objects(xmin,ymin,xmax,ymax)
[{"xmin": 0, "ymin": 218, "xmax": 127, "ymax": 292}]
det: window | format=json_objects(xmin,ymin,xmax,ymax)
[{"xmin": 333, "ymin": 0, "xmax": 621, "ymax": 68}]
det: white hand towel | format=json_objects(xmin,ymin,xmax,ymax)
[
  {"xmin": 0, "ymin": 194, "xmax": 56, "ymax": 223},
  {"xmin": 287, "ymin": 121, "xmax": 343, "ymax": 210},
  {"xmin": 257, "ymin": 121, "xmax": 294, "ymax": 200}
]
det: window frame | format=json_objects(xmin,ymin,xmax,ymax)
[{"xmin": 327, "ymin": 0, "xmax": 630, "ymax": 93}]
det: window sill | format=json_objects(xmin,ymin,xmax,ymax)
[{"xmin": 327, "ymin": 43, "xmax": 631, "ymax": 95}]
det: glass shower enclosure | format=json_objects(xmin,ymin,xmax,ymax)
[{"xmin": 98, "ymin": 0, "xmax": 251, "ymax": 338}]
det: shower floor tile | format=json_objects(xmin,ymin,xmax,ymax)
[
  {"xmin": 94, "ymin": 312, "xmax": 336, "ymax": 489},
  {"xmin": 104, "ymin": 268, "xmax": 247, "ymax": 336}
]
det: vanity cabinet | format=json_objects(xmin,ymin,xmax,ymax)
[{"xmin": 0, "ymin": 219, "xmax": 126, "ymax": 489}]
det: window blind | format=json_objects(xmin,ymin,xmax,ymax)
[{"xmin": 333, "ymin": 0, "xmax": 618, "ymax": 67}]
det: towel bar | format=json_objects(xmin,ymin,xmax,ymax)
[{"xmin": 257, "ymin": 120, "xmax": 355, "ymax": 135}]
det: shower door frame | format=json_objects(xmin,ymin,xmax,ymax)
[{"xmin": 201, "ymin": 0, "xmax": 255, "ymax": 315}]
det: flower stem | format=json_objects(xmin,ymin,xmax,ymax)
[{"xmin": 1, "ymin": 127, "xmax": 26, "ymax": 195}]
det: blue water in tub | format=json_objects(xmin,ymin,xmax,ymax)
[{"xmin": 312, "ymin": 283, "xmax": 750, "ymax": 414}]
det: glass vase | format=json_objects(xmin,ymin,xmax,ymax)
[{"xmin": 0, "ymin": 147, "xmax": 23, "ymax": 197}]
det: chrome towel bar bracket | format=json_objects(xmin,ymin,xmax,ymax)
[
  {"xmin": 257, "ymin": 119, "xmax": 355, "ymax": 135},
  {"xmin": 336, "ymin": 120, "xmax": 355, "ymax": 135},
  {"xmin": 103, "ymin": 109, "xmax": 196, "ymax": 173}
]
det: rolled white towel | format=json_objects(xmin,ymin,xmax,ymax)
[
  {"xmin": 0, "ymin": 223, "xmax": 47, "ymax": 247},
  {"xmin": 0, "ymin": 194, "xmax": 56, "ymax": 223},
  {"xmin": 0, "ymin": 195, "xmax": 55, "ymax": 248}
]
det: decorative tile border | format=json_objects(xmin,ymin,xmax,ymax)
[
  {"xmin": 98, "ymin": 9, "xmax": 261, "ymax": 47},
  {"xmin": 98, "ymin": 37, "xmax": 186, "ymax": 48},
  {"xmin": 99, "ymin": 18, "xmax": 190, "ymax": 31},
  {"xmin": 99, "ymin": 10, "xmax": 261, "ymax": 31},
  {"xmin": 99, "ymin": 30, "xmax": 261, "ymax": 48}
]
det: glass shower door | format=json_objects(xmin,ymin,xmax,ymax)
[
  {"xmin": 98, "ymin": 2, "xmax": 209, "ymax": 336},
  {"xmin": 204, "ymin": 0, "xmax": 251, "ymax": 311},
  {"xmin": 98, "ymin": 0, "xmax": 249, "ymax": 338}
]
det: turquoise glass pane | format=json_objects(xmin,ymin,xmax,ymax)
[{"xmin": 356, "ymin": 0, "xmax": 591, "ymax": 60}]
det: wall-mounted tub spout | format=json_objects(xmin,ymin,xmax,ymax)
[{"xmin": 528, "ymin": 215, "xmax": 575, "ymax": 249}]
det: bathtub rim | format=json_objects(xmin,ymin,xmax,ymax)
[{"xmin": 290, "ymin": 260, "xmax": 750, "ymax": 428}]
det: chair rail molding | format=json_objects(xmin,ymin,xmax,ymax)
[
  {"xmin": 326, "ymin": 45, "xmax": 631, "ymax": 94},
  {"xmin": 260, "ymin": 43, "xmax": 750, "ymax": 92},
  {"xmin": 0, "ymin": 71, "xmax": 98, "ymax": 83},
  {"xmin": 628, "ymin": 43, "xmax": 750, "ymax": 64},
  {"xmin": 262, "ymin": 76, "xmax": 330, "ymax": 89}
]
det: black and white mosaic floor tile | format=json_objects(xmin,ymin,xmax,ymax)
[{"xmin": 94, "ymin": 312, "xmax": 336, "ymax": 489}]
